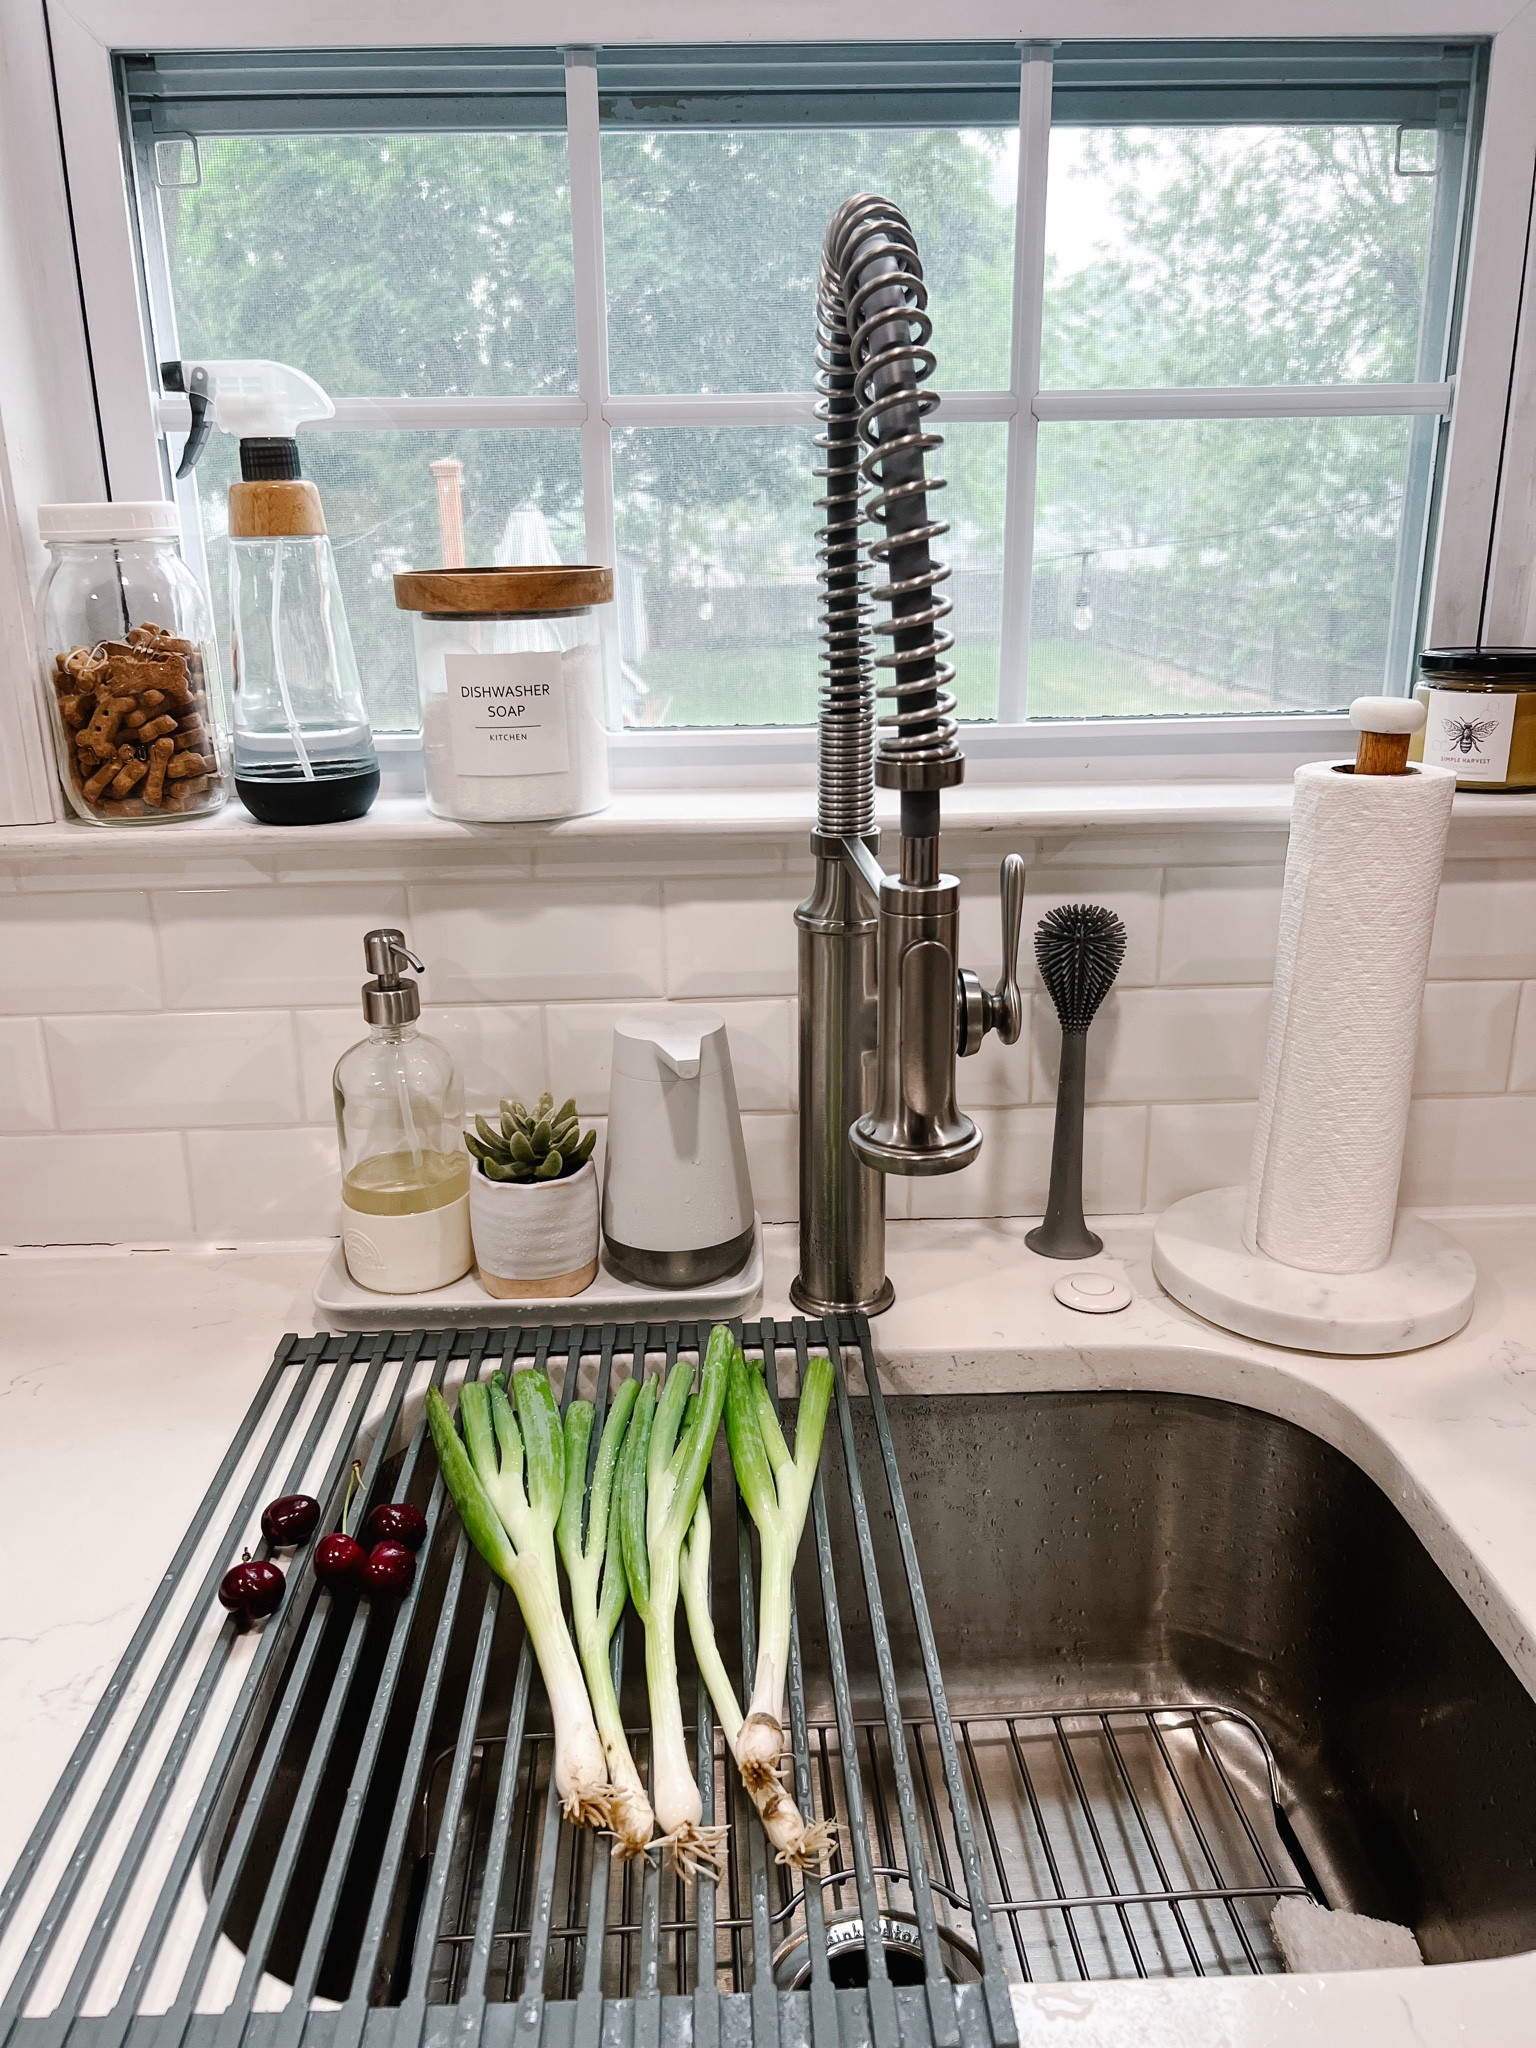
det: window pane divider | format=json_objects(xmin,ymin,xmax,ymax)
[
  {"xmin": 1033, "ymin": 380, "xmax": 1454, "ymax": 422},
  {"xmin": 996, "ymin": 43, "xmax": 1053, "ymax": 724},
  {"xmin": 565, "ymin": 46, "xmax": 620, "ymax": 723}
]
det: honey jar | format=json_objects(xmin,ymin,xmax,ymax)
[{"xmin": 1411, "ymin": 646, "xmax": 1536, "ymax": 791}]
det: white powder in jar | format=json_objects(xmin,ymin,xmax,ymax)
[{"xmin": 421, "ymin": 636, "xmax": 609, "ymax": 822}]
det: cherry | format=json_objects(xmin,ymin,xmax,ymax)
[
  {"xmin": 260, "ymin": 1494, "xmax": 320, "ymax": 1547},
  {"xmin": 218, "ymin": 1554, "xmax": 284, "ymax": 1621},
  {"xmin": 314, "ymin": 1532, "xmax": 367, "ymax": 1588},
  {"xmin": 360, "ymin": 1540, "xmax": 416, "ymax": 1597},
  {"xmin": 361, "ymin": 1501, "xmax": 428, "ymax": 1552}
]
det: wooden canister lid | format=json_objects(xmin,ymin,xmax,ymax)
[{"xmin": 393, "ymin": 564, "xmax": 613, "ymax": 615}]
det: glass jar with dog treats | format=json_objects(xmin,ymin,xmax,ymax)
[{"xmin": 35, "ymin": 503, "xmax": 231, "ymax": 826}]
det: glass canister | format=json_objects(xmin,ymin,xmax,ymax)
[
  {"xmin": 393, "ymin": 565, "xmax": 613, "ymax": 822},
  {"xmin": 35, "ymin": 502, "xmax": 231, "ymax": 825},
  {"xmin": 1410, "ymin": 646, "xmax": 1536, "ymax": 790}
]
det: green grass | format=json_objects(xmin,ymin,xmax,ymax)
[{"xmin": 630, "ymin": 638, "xmax": 1249, "ymax": 727}]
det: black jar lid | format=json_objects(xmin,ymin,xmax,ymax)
[{"xmin": 1420, "ymin": 644, "xmax": 1536, "ymax": 677}]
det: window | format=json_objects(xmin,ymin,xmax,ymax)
[{"xmin": 121, "ymin": 40, "xmax": 1481, "ymax": 741}]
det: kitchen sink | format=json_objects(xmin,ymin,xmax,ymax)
[{"xmin": 210, "ymin": 1379, "xmax": 1536, "ymax": 2005}]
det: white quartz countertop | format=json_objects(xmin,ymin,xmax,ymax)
[{"xmin": 3, "ymin": 1214, "xmax": 1536, "ymax": 2045}]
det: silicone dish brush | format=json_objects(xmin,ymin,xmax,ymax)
[{"xmin": 1027, "ymin": 903, "xmax": 1127, "ymax": 1259}]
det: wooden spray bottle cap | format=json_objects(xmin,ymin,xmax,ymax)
[{"xmin": 1349, "ymin": 695, "xmax": 1427, "ymax": 776}]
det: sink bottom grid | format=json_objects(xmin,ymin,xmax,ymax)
[{"xmin": 420, "ymin": 1702, "xmax": 1317, "ymax": 2001}]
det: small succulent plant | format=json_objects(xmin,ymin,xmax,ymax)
[{"xmin": 465, "ymin": 1093, "xmax": 596, "ymax": 1183}]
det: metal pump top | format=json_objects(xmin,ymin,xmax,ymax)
[{"xmin": 361, "ymin": 927, "xmax": 424, "ymax": 1026}]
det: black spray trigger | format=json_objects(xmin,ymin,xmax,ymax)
[{"xmin": 174, "ymin": 365, "xmax": 213, "ymax": 479}]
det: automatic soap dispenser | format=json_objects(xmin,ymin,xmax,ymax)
[{"xmin": 602, "ymin": 1008, "xmax": 755, "ymax": 1287}]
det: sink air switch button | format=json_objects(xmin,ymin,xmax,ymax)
[{"xmin": 1054, "ymin": 1271, "xmax": 1132, "ymax": 1314}]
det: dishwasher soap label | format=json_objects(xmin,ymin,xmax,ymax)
[
  {"xmin": 1422, "ymin": 688, "xmax": 1516, "ymax": 782},
  {"xmin": 444, "ymin": 652, "xmax": 570, "ymax": 777}
]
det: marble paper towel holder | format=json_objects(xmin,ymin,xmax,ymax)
[
  {"xmin": 1154, "ymin": 696, "xmax": 1476, "ymax": 1356},
  {"xmin": 1152, "ymin": 1185, "xmax": 1476, "ymax": 1354}
]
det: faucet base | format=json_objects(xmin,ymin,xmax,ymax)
[{"xmin": 789, "ymin": 1271, "xmax": 896, "ymax": 1319}]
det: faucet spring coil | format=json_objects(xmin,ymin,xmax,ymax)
[{"xmin": 819, "ymin": 195, "xmax": 960, "ymax": 788}]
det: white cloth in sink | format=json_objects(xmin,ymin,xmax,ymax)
[{"xmin": 1271, "ymin": 1896, "xmax": 1424, "ymax": 1972}]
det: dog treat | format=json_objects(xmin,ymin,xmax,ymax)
[
  {"xmin": 47, "ymin": 619, "xmax": 225, "ymax": 822},
  {"xmin": 81, "ymin": 754, "xmax": 121, "ymax": 802},
  {"xmin": 143, "ymin": 735, "xmax": 175, "ymax": 806},
  {"xmin": 109, "ymin": 750, "xmax": 149, "ymax": 798}
]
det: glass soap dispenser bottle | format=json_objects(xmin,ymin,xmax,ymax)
[{"xmin": 334, "ymin": 929, "xmax": 471, "ymax": 1293}]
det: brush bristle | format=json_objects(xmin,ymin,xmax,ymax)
[{"xmin": 1034, "ymin": 903, "xmax": 1127, "ymax": 1033}]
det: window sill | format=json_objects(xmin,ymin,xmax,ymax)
[{"xmin": 5, "ymin": 781, "xmax": 1536, "ymax": 873}]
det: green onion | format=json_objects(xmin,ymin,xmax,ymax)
[
  {"xmin": 686, "ymin": 1339, "xmax": 834, "ymax": 1868},
  {"xmin": 617, "ymin": 1324, "xmax": 732, "ymax": 1878},
  {"xmin": 557, "ymin": 1378, "xmax": 654, "ymax": 1859},
  {"xmin": 426, "ymin": 1370, "xmax": 611, "ymax": 1830}
]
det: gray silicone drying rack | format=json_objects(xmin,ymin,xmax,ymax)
[{"xmin": 0, "ymin": 1320, "xmax": 1020, "ymax": 2048}]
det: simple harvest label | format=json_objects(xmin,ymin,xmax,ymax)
[
  {"xmin": 444, "ymin": 652, "xmax": 570, "ymax": 777},
  {"xmin": 1422, "ymin": 688, "xmax": 1516, "ymax": 782}
]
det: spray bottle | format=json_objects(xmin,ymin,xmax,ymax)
[{"xmin": 164, "ymin": 359, "xmax": 379, "ymax": 825}]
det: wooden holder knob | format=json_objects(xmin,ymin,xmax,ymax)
[{"xmin": 1349, "ymin": 695, "xmax": 1426, "ymax": 776}]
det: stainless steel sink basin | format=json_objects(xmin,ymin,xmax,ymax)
[{"xmin": 211, "ymin": 1386, "xmax": 1536, "ymax": 2003}]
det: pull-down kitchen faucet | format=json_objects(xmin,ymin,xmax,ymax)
[{"xmin": 791, "ymin": 195, "xmax": 1025, "ymax": 1318}]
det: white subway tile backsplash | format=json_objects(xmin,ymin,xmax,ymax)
[
  {"xmin": 0, "ymin": 1133, "xmax": 192, "ymax": 1243},
  {"xmin": 1145, "ymin": 1102, "xmax": 1259, "ymax": 1210},
  {"xmin": 906, "ymin": 1106, "xmax": 1147, "ymax": 1219},
  {"xmin": 45, "ymin": 1011, "xmax": 302, "ymax": 1129},
  {"xmin": 186, "ymin": 1130, "xmax": 339, "ymax": 1236},
  {"xmin": 740, "ymin": 1111, "xmax": 798, "ymax": 1223},
  {"xmin": 0, "ymin": 834, "xmax": 1532, "ymax": 1246},
  {"xmin": 408, "ymin": 882, "xmax": 664, "ymax": 1001},
  {"xmin": 662, "ymin": 880, "xmax": 800, "ymax": 997},
  {"xmin": 0, "ymin": 1019, "xmax": 54, "ymax": 1132},
  {"xmin": 546, "ymin": 999, "xmax": 793, "ymax": 1115},
  {"xmin": 957, "ymin": 997, "xmax": 1034, "ymax": 1107},
  {"xmin": 294, "ymin": 1005, "xmax": 547, "ymax": 1123},
  {"xmin": 1401, "ymin": 1094, "xmax": 1536, "ymax": 1207},
  {"xmin": 1430, "ymin": 862, "xmax": 1536, "ymax": 980},
  {"xmin": 1509, "ymin": 985, "xmax": 1536, "ymax": 1093},
  {"xmin": 0, "ymin": 892, "xmax": 160, "ymax": 1013},
  {"xmin": 1160, "ymin": 867, "xmax": 1284, "ymax": 985},
  {"xmin": 1414, "ymin": 981, "xmax": 1520, "ymax": 1095},
  {"xmin": 155, "ymin": 886, "xmax": 409, "ymax": 1007},
  {"xmin": 1033, "ymin": 987, "xmax": 1272, "ymax": 1104},
  {"xmin": 187, "ymin": 1126, "xmax": 340, "ymax": 1240}
]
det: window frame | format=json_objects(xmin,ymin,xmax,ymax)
[{"xmin": 30, "ymin": 0, "xmax": 1536, "ymax": 796}]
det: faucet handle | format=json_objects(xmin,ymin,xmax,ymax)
[{"xmin": 957, "ymin": 853, "xmax": 1027, "ymax": 1055}]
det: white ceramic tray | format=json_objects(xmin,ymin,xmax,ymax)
[{"xmin": 313, "ymin": 1218, "xmax": 764, "ymax": 1331}]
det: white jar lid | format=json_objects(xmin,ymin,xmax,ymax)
[{"xmin": 38, "ymin": 502, "xmax": 182, "ymax": 543}]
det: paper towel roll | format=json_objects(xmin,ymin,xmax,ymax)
[{"xmin": 1243, "ymin": 759, "xmax": 1455, "ymax": 1274}]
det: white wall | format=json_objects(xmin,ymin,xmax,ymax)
[{"xmin": 1, "ymin": 815, "xmax": 1533, "ymax": 1246}]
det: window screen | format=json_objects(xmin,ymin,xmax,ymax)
[{"xmin": 121, "ymin": 39, "xmax": 1481, "ymax": 735}]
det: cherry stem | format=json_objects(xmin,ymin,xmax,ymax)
[{"xmin": 341, "ymin": 1460, "xmax": 364, "ymax": 1539}]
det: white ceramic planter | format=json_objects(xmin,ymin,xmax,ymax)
[{"xmin": 468, "ymin": 1158, "xmax": 599, "ymax": 1299}]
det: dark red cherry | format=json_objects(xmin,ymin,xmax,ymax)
[
  {"xmin": 260, "ymin": 1494, "xmax": 320, "ymax": 1547},
  {"xmin": 360, "ymin": 1540, "xmax": 416, "ymax": 1597},
  {"xmin": 314, "ymin": 1532, "xmax": 367, "ymax": 1587},
  {"xmin": 361, "ymin": 1501, "xmax": 428, "ymax": 1552},
  {"xmin": 218, "ymin": 1556, "xmax": 284, "ymax": 1620}
]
